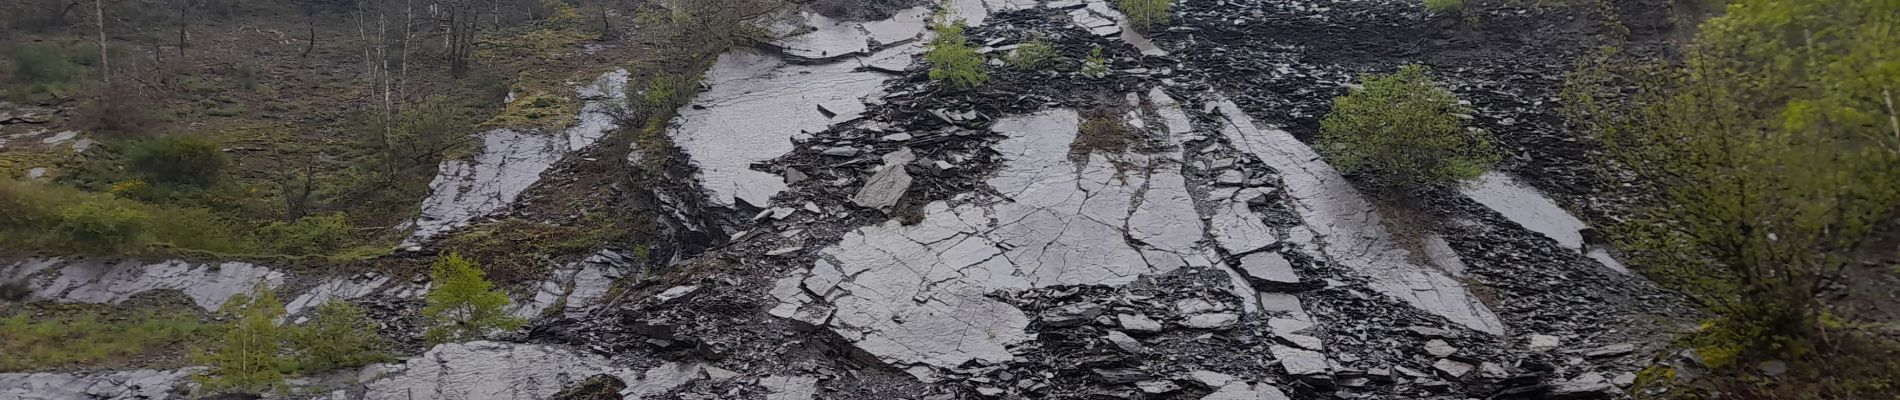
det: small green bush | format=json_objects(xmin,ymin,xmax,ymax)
[
  {"xmin": 1006, "ymin": 38, "xmax": 1058, "ymax": 70},
  {"xmin": 1081, "ymin": 47, "xmax": 1109, "ymax": 78},
  {"xmin": 422, "ymin": 253, "xmax": 524, "ymax": 344},
  {"xmin": 256, "ymin": 213, "xmax": 353, "ymax": 256},
  {"xmin": 126, "ymin": 136, "xmax": 228, "ymax": 187},
  {"xmin": 1117, "ymin": 0, "xmax": 1174, "ymax": 30},
  {"xmin": 925, "ymin": 18, "xmax": 988, "ymax": 89},
  {"xmin": 1424, "ymin": 0, "xmax": 1466, "ymax": 13},
  {"xmin": 1319, "ymin": 64, "xmax": 1497, "ymax": 189},
  {"xmin": 288, "ymin": 301, "xmax": 390, "ymax": 372},
  {"xmin": 54, "ymin": 198, "xmax": 151, "ymax": 252}
]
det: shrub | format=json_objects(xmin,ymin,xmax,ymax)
[
  {"xmin": 126, "ymin": 136, "xmax": 227, "ymax": 187},
  {"xmin": 1006, "ymin": 38, "xmax": 1058, "ymax": 70},
  {"xmin": 1424, "ymin": 0, "xmax": 1465, "ymax": 13},
  {"xmin": 256, "ymin": 213, "xmax": 353, "ymax": 256},
  {"xmin": 288, "ymin": 301, "xmax": 390, "ymax": 372},
  {"xmin": 1081, "ymin": 47, "xmax": 1109, "ymax": 78},
  {"xmin": 76, "ymin": 92, "xmax": 158, "ymax": 137},
  {"xmin": 54, "ymin": 198, "xmax": 151, "ymax": 252},
  {"xmin": 1117, "ymin": 0, "xmax": 1173, "ymax": 30},
  {"xmin": 422, "ymin": 253, "xmax": 524, "ymax": 344},
  {"xmin": 1318, "ymin": 64, "xmax": 1497, "ymax": 189},
  {"xmin": 1564, "ymin": 0, "xmax": 1900, "ymax": 359},
  {"xmin": 196, "ymin": 285, "xmax": 287, "ymax": 395},
  {"xmin": 925, "ymin": 18, "xmax": 987, "ymax": 89}
]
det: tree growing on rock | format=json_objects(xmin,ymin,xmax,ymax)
[
  {"xmin": 925, "ymin": 16, "xmax": 987, "ymax": 90},
  {"xmin": 1319, "ymin": 64, "xmax": 1498, "ymax": 190},
  {"xmin": 1565, "ymin": 0, "xmax": 1900, "ymax": 356},
  {"xmin": 288, "ymin": 300, "xmax": 391, "ymax": 372},
  {"xmin": 422, "ymin": 253, "xmax": 524, "ymax": 344},
  {"xmin": 196, "ymin": 284, "xmax": 287, "ymax": 395}
]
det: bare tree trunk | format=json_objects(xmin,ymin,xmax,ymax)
[
  {"xmin": 398, "ymin": 0, "xmax": 413, "ymax": 112},
  {"xmin": 303, "ymin": 9, "xmax": 317, "ymax": 58},
  {"xmin": 96, "ymin": 0, "xmax": 109, "ymax": 86},
  {"xmin": 177, "ymin": 0, "xmax": 188, "ymax": 59}
]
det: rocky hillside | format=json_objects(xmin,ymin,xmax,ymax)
[{"xmin": 7, "ymin": 0, "xmax": 1889, "ymax": 399}]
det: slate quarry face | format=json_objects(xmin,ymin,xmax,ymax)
[{"xmin": 774, "ymin": 108, "xmax": 1213, "ymax": 370}]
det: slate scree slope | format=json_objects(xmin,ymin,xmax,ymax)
[{"xmin": 0, "ymin": 0, "xmax": 1689, "ymax": 399}]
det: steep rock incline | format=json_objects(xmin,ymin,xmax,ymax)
[
  {"xmin": 1209, "ymin": 98, "xmax": 1504, "ymax": 335},
  {"xmin": 404, "ymin": 69, "xmax": 630, "ymax": 247}
]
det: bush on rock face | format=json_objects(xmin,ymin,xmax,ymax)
[
  {"xmin": 925, "ymin": 17, "xmax": 987, "ymax": 90},
  {"xmin": 1319, "ymin": 64, "xmax": 1497, "ymax": 190},
  {"xmin": 422, "ymin": 253, "xmax": 524, "ymax": 344}
]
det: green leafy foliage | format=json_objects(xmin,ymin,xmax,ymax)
[
  {"xmin": 1081, "ymin": 47, "xmax": 1109, "ymax": 78},
  {"xmin": 925, "ymin": 18, "xmax": 988, "ymax": 89},
  {"xmin": 422, "ymin": 253, "xmax": 524, "ymax": 344},
  {"xmin": 255, "ymin": 213, "xmax": 354, "ymax": 256},
  {"xmin": 126, "ymin": 136, "xmax": 228, "ymax": 187},
  {"xmin": 1116, "ymin": 0, "xmax": 1174, "ymax": 31},
  {"xmin": 287, "ymin": 301, "xmax": 390, "ymax": 372},
  {"xmin": 1319, "ymin": 64, "xmax": 1497, "ymax": 190},
  {"xmin": 1424, "ymin": 0, "xmax": 1466, "ymax": 13},
  {"xmin": 53, "ymin": 198, "xmax": 152, "ymax": 252},
  {"xmin": 196, "ymin": 285, "xmax": 287, "ymax": 395},
  {"xmin": 0, "ymin": 311, "xmax": 219, "ymax": 372},
  {"xmin": 1006, "ymin": 38, "xmax": 1058, "ymax": 70},
  {"xmin": 1567, "ymin": 0, "xmax": 1900, "ymax": 345}
]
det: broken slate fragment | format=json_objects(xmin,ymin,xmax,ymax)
[
  {"xmin": 1041, "ymin": 303, "xmax": 1106, "ymax": 327},
  {"xmin": 784, "ymin": 168, "xmax": 809, "ymax": 184},
  {"xmin": 1203, "ymin": 382, "xmax": 1292, "ymax": 400},
  {"xmin": 1424, "ymin": 339, "xmax": 1458, "ymax": 357},
  {"xmin": 1270, "ymin": 345, "xmax": 1330, "ymax": 376},
  {"xmin": 1550, "ymin": 372, "xmax": 1615, "ymax": 398},
  {"xmin": 1182, "ymin": 313, "xmax": 1239, "ymax": 329},
  {"xmin": 1135, "ymin": 380, "xmax": 1180, "ymax": 394},
  {"xmin": 1577, "ymin": 343, "xmax": 1635, "ymax": 358},
  {"xmin": 1433, "ymin": 359, "xmax": 1474, "ymax": 378},
  {"xmin": 653, "ymin": 286, "xmax": 699, "ymax": 303},
  {"xmin": 850, "ymin": 158, "xmax": 913, "ymax": 210},
  {"xmin": 1236, "ymin": 252, "xmax": 1301, "ymax": 289},
  {"xmin": 1527, "ymin": 334, "xmax": 1561, "ymax": 350},
  {"xmin": 1093, "ymin": 368, "xmax": 1153, "ymax": 384},
  {"xmin": 1106, "ymin": 330, "xmax": 1145, "ymax": 352},
  {"xmin": 1118, "ymin": 314, "xmax": 1163, "ymax": 333}
]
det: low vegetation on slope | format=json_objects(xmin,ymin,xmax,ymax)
[
  {"xmin": 1320, "ymin": 64, "xmax": 1499, "ymax": 191},
  {"xmin": 0, "ymin": 0, "xmax": 636, "ymax": 259},
  {"xmin": 0, "ymin": 308, "xmax": 219, "ymax": 372},
  {"xmin": 1566, "ymin": 0, "xmax": 1900, "ymax": 396}
]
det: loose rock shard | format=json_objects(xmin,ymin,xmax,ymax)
[
  {"xmin": 1269, "ymin": 345, "xmax": 1330, "ymax": 376},
  {"xmin": 1236, "ymin": 252, "xmax": 1301, "ymax": 289},
  {"xmin": 851, "ymin": 149, "xmax": 916, "ymax": 210}
]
